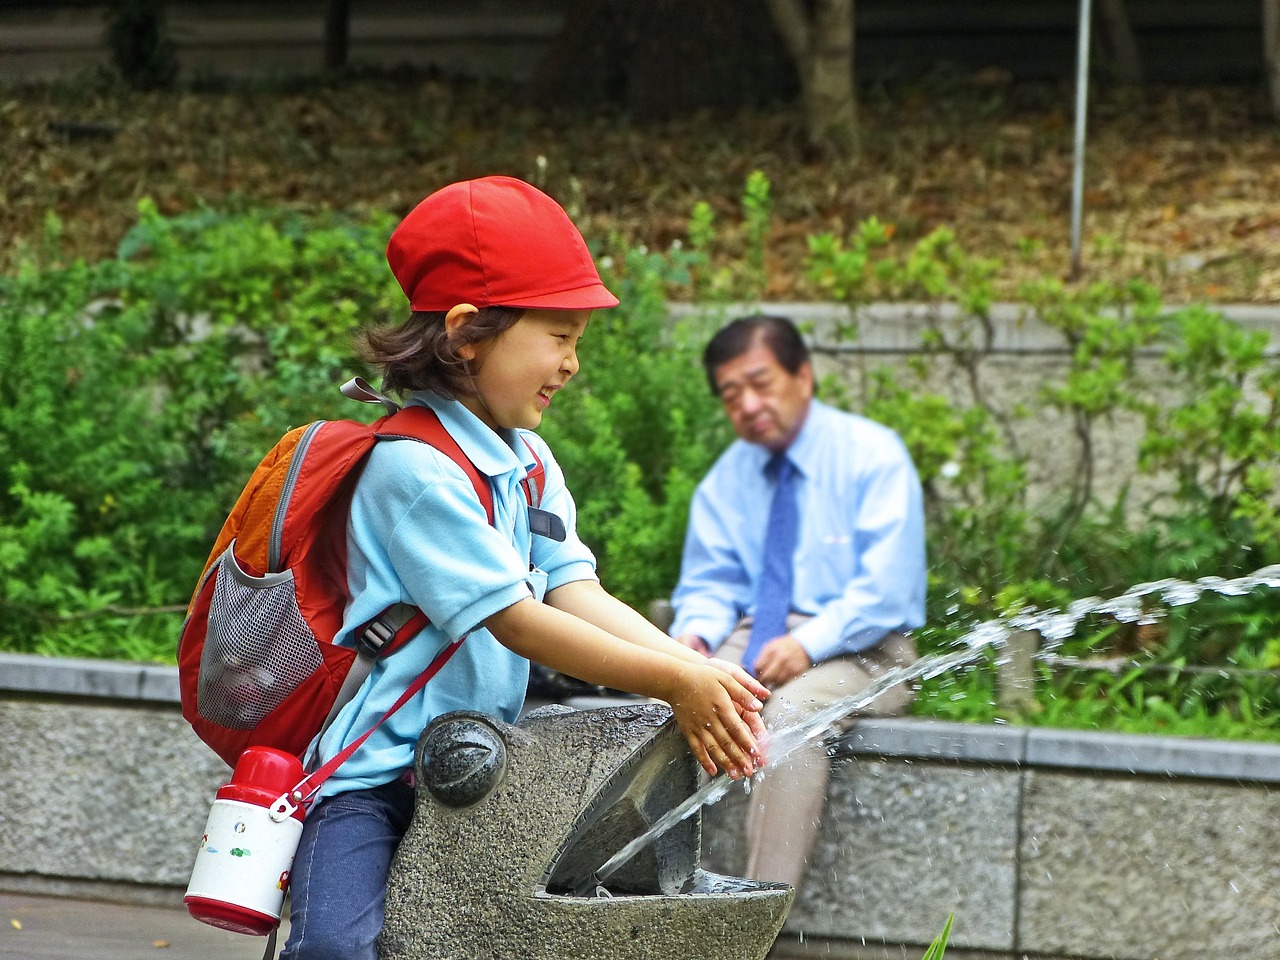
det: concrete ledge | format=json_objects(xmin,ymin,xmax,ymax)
[
  {"xmin": 840, "ymin": 716, "xmax": 1028, "ymax": 765},
  {"xmin": 1020, "ymin": 725, "xmax": 1280, "ymax": 782},
  {"xmin": 706, "ymin": 716, "xmax": 1280, "ymax": 959},
  {"xmin": 3, "ymin": 652, "xmax": 1279, "ymax": 960},
  {"xmin": 670, "ymin": 301, "xmax": 1280, "ymax": 356},
  {"xmin": 839, "ymin": 716, "xmax": 1280, "ymax": 783},
  {"xmin": 0, "ymin": 0, "xmax": 566, "ymax": 81},
  {"xmin": 0, "ymin": 652, "xmax": 181, "ymax": 703}
]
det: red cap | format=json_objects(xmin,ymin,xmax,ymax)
[{"xmin": 386, "ymin": 176, "xmax": 620, "ymax": 312}]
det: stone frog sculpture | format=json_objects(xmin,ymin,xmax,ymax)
[{"xmin": 380, "ymin": 702, "xmax": 793, "ymax": 960}]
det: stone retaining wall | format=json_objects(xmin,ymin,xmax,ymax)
[
  {"xmin": 1, "ymin": 0, "xmax": 1268, "ymax": 85},
  {"xmin": 704, "ymin": 720, "xmax": 1280, "ymax": 959},
  {"xmin": 673, "ymin": 302, "xmax": 1280, "ymax": 522},
  {"xmin": 2, "ymin": 651, "xmax": 1278, "ymax": 959}
]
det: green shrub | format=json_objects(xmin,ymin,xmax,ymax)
[
  {"xmin": 3, "ymin": 185, "xmax": 1278, "ymax": 747},
  {"xmin": 0, "ymin": 202, "xmax": 398, "ymax": 660},
  {"xmin": 797, "ymin": 182, "xmax": 1280, "ymax": 739},
  {"xmin": 921, "ymin": 913, "xmax": 954, "ymax": 960}
]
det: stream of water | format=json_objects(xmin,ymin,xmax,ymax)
[{"xmin": 578, "ymin": 564, "xmax": 1280, "ymax": 896}]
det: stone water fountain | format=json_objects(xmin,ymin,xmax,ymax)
[{"xmin": 380, "ymin": 702, "xmax": 794, "ymax": 960}]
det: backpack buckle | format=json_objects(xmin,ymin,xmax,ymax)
[{"xmin": 356, "ymin": 617, "xmax": 395, "ymax": 658}]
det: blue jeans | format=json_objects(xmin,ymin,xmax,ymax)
[{"xmin": 278, "ymin": 779, "xmax": 416, "ymax": 960}]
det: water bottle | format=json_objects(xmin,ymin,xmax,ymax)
[{"xmin": 184, "ymin": 746, "xmax": 306, "ymax": 935}]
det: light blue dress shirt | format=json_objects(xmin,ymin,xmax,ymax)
[
  {"xmin": 311, "ymin": 392, "xmax": 597, "ymax": 800},
  {"xmin": 670, "ymin": 399, "xmax": 926, "ymax": 662}
]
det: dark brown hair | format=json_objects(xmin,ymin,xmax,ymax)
[
  {"xmin": 357, "ymin": 307, "xmax": 524, "ymax": 399},
  {"xmin": 702, "ymin": 314, "xmax": 810, "ymax": 394}
]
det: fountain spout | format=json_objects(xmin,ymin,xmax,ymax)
[{"xmin": 379, "ymin": 702, "xmax": 793, "ymax": 960}]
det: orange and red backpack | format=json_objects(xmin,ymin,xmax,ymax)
[{"xmin": 178, "ymin": 378, "xmax": 546, "ymax": 769}]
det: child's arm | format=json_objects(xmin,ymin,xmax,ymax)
[
  {"xmin": 484, "ymin": 596, "xmax": 764, "ymax": 779},
  {"xmin": 546, "ymin": 580, "xmax": 769, "ymax": 745},
  {"xmin": 546, "ymin": 580, "xmax": 769, "ymax": 695}
]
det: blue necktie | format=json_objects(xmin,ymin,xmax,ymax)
[{"xmin": 743, "ymin": 453, "xmax": 798, "ymax": 677}]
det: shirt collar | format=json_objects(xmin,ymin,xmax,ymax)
[
  {"xmin": 408, "ymin": 392, "xmax": 530, "ymax": 479},
  {"xmin": 760, "ymin": 398, "xmax": 825, "ymax": 476},
  {"xmin": 787, "ymin": 399, "xmax": 826, "ymax": 471}
]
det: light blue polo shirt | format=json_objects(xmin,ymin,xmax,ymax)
[{"xmin": 310, "ymin": 391, "xmax": 598, "ymax": 800}]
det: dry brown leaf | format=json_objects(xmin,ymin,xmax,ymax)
[{"xmin": 1, "ymin": 79, "xmax": 1277, "ymax": 303}]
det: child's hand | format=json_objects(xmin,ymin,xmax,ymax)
[
  {"xmin": 706, "ymin": 657, "xmax": 770, "ymax": 702},
  {"xmin": 666, "ymin": 663, "xmax": 766, "ymax": 779},
  {"xmin": 705, "ymin": 657, "xmax": 769, "ymax": 743}
]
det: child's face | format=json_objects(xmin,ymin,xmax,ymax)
[{"xmin": 462, "ymin": 308, "xmax": 591, "ymax": 431}]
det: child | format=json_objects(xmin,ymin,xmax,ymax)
[{"xmin": 278, "ymin": 176, "xmax": 768, "ymax": 960}]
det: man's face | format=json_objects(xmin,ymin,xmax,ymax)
[{"xmin": 712, "ymin": 340, "xmax": 813, "ymax": 452}]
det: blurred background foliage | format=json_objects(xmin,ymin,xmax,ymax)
[{"xmin": 2, "ymin": 172, "xmax": 1277, "ymax": 739}]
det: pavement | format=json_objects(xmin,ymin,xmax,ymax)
[
  {"xmin": 0, "ymin": 892, "xmax": 838, "ymax": 960},
  {"xmin": 1, "ymin": 892, "xmax": 287, "ymax": 960},
  {"xmin": 0, "ymin": 892, "xmax": 800, "ymax": 960}
]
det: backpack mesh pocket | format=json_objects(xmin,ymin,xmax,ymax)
[{"xmin": 197, "ymin": 544, "xmax": 325, "ymax": 729}]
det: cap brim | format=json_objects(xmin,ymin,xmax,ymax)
[{"xmin": 498, "ymin": 282, "xmax": 621, "ymax": 310}]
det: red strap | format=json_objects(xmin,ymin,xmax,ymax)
[
  {"xmin": 377, "ymin": 405, "xmax": 494, "ymax": 523},
  {"xmin": 382, "ymin": 405, "xmax": 541, "ymax": 515},
  {"xmin": 289, "ymin": 634, "xmax": 466, "ymax": 806},
  {"xmin": 520, "ymin": 436, "xmax": 545, "ymax": 507}
]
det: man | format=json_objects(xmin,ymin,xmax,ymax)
[{"xmin": 670, "ymin": 313, "xmax": 926, "ymax": 890}]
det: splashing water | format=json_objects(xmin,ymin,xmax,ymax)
[
  {"xmin": 577, "ymin": 565, "xmax": 1280, "ymax": 896},
  {"xmin": 1007, "ymin": 566, "xmax": 1280, "ymax": 647}
]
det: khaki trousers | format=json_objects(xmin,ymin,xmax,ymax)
[{"xmin": 716, "ymin": 616, "xmax": 917, "ymax": 889}]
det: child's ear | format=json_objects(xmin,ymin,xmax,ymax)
[{"xmin": 445, "ymin": 303, "xmax": 480, "ymax": 360}]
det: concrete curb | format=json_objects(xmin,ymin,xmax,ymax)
[
  {"xmin": 5, "ymin": 654, "xmax": 1280, "ymax": 958},
  {"xmin": 839, "ymin": 716, "xmax": 1280, "ymax": 783},
  {"xmin": 0, "ymin": 652, "xmax": 180, "ymax": 703}
]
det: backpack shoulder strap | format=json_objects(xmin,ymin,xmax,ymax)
[
  {"xmin": 519, "ymin": 435, "xmax": 546, "ymax": 508},
  {"xmin": 518, "ymin": 435, "xmax": 566, "ymax": 541},
  {"xmin": 342, "ymin": 376, "xmax": 494, "ymax": 522},
  {"xmin": 375, "ymin": 404, "xmax": 494, "ymax": 524},
  {"xmin": 278, "ymin": 389, "xmax": 502, "ymax": 774}
]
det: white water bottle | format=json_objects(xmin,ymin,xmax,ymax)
[{"xmin": 185, "ymin": 746, "xmax": 306, "ymax": 936}]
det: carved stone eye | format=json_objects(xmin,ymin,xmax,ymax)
[{"xmin": 419, "ymin": 715, "xmax": 508, "ymax": 807}]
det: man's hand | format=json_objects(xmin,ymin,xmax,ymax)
[
  {"xmin": 675, "ymin": 633, "xmax": 711, "ymax": 656},
  {"xmin": 751, "ymin": 634, "xmax": 812, "ymax": 687}
]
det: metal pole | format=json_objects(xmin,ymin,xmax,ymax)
[{"xmin": 1070, "ymin": 0, "xmax": 1093, "ymax": 279}]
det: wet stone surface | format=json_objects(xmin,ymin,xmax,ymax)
[{"xmin": 380, "ymin": 703, "xmax": 793, "ymax": 960}]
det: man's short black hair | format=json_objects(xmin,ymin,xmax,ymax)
[{"xmin": 702, "ymin": 314, "xmax": 810, "ymax": 394}]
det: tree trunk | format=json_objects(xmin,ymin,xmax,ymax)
[
  {"xmin": 324, "ymin": 0, "xmax": 350, "ymax": 72},
  {"xmin": 526, "ymin": 0, "xmax": 793, "ymax": 119},
  {"xmin": 1097, "ymin": 0, "xmax": 1142, "ymax": 84},
  {"xmin": 1265, "ymin": 0, "xmax": 1280, "ymax": 120},
  {"xmin": 764, "ymin": 0, "xmax": 858, "ymax": 157}
]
